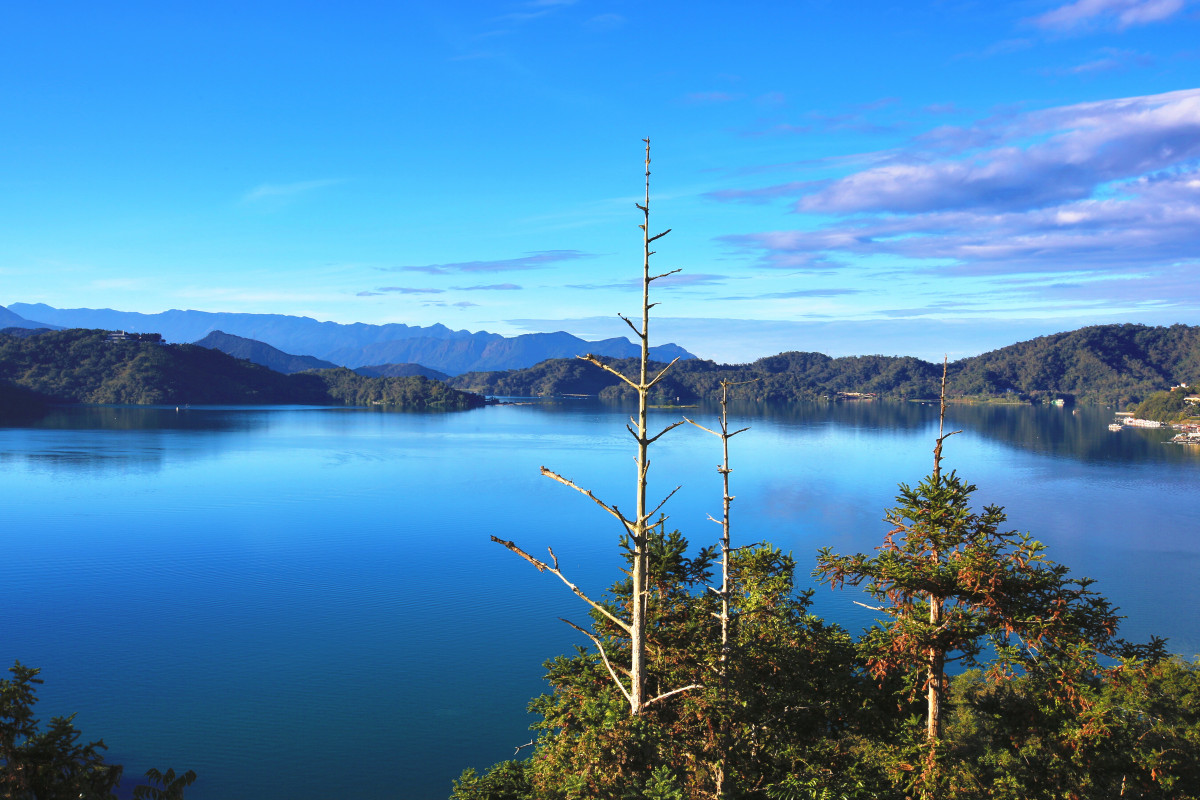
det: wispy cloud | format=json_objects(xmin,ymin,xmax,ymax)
[
  {"xmin": 240, "ymin": 179, "xmax": 342, "ymax": 204},
  {"xmin": 568, "ymin": 273, "xmax": 729, "ymax": 290},
  {"xmin": 1031, "ymin": 0, "xmax": 1187, "ymax": 32},
  {"xmin": 680, "ymin": 91, "xmax": 743, "ymax": 105},
  {"xmin": 359, "ymin": 283, "xmax": 522, "ymax": 296},
  {"xmin": 584, "ymin": 13, "xmax": 625, "ymax": 31},
  {"xmin": 718, "ymin": 287, "xmax": 865, "ymax": 301},
  {"xmin": 742, "ymin": 99, "xmax": 903, "ymax": 139},
  {"xmin": 1052, "ymin": 47, "xmax": 1154, "ymax": 75},
  {"xmin": 388, "ymin": 250, "xmax": 594, "ymax": 275},
  {"xmin": 726, "ymin": 166, "xmax": 1200, "ymax": 273},
  {"xmin": 705, "ymin": 181, "xmax": 821, "ymax": 204},
  {"xmin": 450, "ymin": 283, "xmax": 522, "ymax": 290},
  {"xmin": 797, "ymin": 89, "xmax": 1200, "ymax": 214},
  {"xmin": 370, "ymin": 286, "xmax": 446, "ymax": 295},
  {"xmin": 423, "ymin": 300, "xmax": 480, "ymax": 309},
  {"xmin": 967, "ymin": 38, "xmax": 1036, "ymax": 59},
  {"xmin": 720, "ymin": 89, "xmax": 1200, "ymax": 281},
  {"xmin": 498, "ymin": 0, "xmax": 578, "ymax": 23}
]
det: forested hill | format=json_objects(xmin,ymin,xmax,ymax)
[
  {"xmin": 192, "ymin": 330, "xmax": 338, "ymax": 374},
  {"xmin": 0, "ymin": 329, "xmax": 485, "ymax": 411},
  {"xmin": 447, "ymin": 323, "xmax": 1200, "ymax": 405},
  {"xmin": 951, "ymin": 323, "xmax": 1200, "ymax": 404}
]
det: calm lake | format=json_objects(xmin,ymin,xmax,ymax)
[{"xmin": 2, "ymin": 401, "xmax": 1197, "ymax": 799}]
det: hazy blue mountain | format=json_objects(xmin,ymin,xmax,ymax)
[
  {"xmin": 354, "ymin": 363, "xmax": 451, "ymax": 381},
  {"xmin": 0, "ymin": 305, "xmax": 58, "ymax": 330},
  {"xmin": 7, "ymin": 304, "xmax": 697, "ymax": 375},
  {"xmin": 325, "ymin": 330, "xmax": 695, "ymax": 374},
  {"xmin": 193, "ymin": 331, "xmax": 339, "ymax": 374},
  {"xmin": 8, "ymin": 303, "xmax": 467, "ymax": 357}
]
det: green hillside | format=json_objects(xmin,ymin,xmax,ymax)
[
  {"xmin": 0, "ymin": 329, "xmax": 486, "ymax": 411},
  {"xmin": 448, "ymin": 324, "xmax": 1200, "ymax": 406}
]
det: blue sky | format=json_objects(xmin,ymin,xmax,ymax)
[{"xmin": 2, "ymin": 0, "xmax": 1199, "ymax": 363}]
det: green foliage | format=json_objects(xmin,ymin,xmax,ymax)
[
  {"xmin": 498, "ymin": 530, "xmax": 871, "ymax": 800},
  {"xmin": 814, "ymin": 467, "xmax": 1176, "ymax": 799},
  {"xmin": 311, "ymin": 367, "xmax": 483, "ymax": 409},
  {"xmin": 448, "ymin": 323, "xmax": 1200, "ymax": 405},
  {"xmin": 816, "ymin": 471, "xmax": 1128, "ymax": 690},
  {"xmin": 1131, "ymin": 386, "xmax": 1198, "ymax": 423},
  {"xmin": 133, "ymin": 768, "xmax": 198, "ymax": 800},
  {"xmin": 460, "ymin": 493, "xmax": 1198, "ymax": 800},
  {"xmin": 952, "ymin": 323, "xmax": 1200, "ymax": 406},
  {"xmin": 450, "ymin": 761, "xmax": 534, "ymax": 800},
  {"xmin": 1, "ymin": 662, "xmax": 195, "ymax": 800},
  {"xmin": 941, "ymin": 658, "xmax": 1200, "ymax": 799},
  {"xmin": 1, "ymin": 661, "xmax": 122, "ymax": 800},
  {"xmin": 0, "ymin": 329, "xmax": 485, "ymax": 409}
]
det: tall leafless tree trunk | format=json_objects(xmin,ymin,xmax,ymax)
[
  {"xmin": 685, "ymin": 380, "xmax": 752, "ymax": 670},
  {"xmin": 927, "ymin": 356, "xmax": 958, "ymax": 744},
  {"xmin": 494, "ymin": 139, "xmax": 696, "ymax": 716},
  {"xmin": 685, "ymin": 379, "xmax": 751, "ymax": 799}
]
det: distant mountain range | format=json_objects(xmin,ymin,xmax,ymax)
[
  {"xmin": 3, "ymin": 303, "xmax": 695, "ymax": 375},
  {"xmin": 193, "ymin": 330, "xmax": 451, "ymax": 380},
  {"xmin": 0, "ymin": 305, "xmax": 58, "ymax": 330}
]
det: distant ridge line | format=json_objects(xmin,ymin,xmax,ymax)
[{"xmin": 4, "ymin": 303, "xmax": 696, "ymax": 376}]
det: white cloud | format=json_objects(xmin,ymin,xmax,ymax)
[
  {"xmin": 241, "ymin": 179, "xmax": 343, "ymax": 204},
  {"xmin": 1032, "ymin": 0, "xmax": 1187, "ymax": 32}
]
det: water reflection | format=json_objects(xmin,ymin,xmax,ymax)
[{"xmin": 594, "ymin": 399, "xmax": 1195, "ymax": 464}]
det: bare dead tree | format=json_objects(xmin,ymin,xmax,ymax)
[
  {"xmin": 926, "ymin": 355, "xmax": 961, "ymax": 743},
  {"xmin": 684, "ymin": 379, "xmax": 753, "ymax": 669},
  {"xmin": 493, "ymin": 139, "xmax": 696, "ymax": 716},
  {"xmin": 685, "ymin": 378, "xmax": 753, "ymax": 799}
]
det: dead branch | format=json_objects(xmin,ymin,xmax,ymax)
[
  {"xmin": 649, "ymin": 267, "xmax": 681, "ymax": 281},
  {"xmin": 647, "ymin": 229, "xmax": 671, "ymax": 243},
  {"xmin": 617, "ymin": 313, "xmax": 643, "ymax": 340},
  {"xmin": 513, "ymin": 738, "xmax": 535, "ymax": 755},
  {"xmin": 579, "ymin": 354, "xmax": 639, "ymax": 390},
  {"xmin": 491, "ymin": 536, "xmax": 633, "ymax": 635},
  {"xmin": 646, "ymin": 420, "xmax": 685, "ymax": 445},
  {"xmin": 854, "ymin": 600, "xmax": 886, "ymax": 612},
  {"xmin": 540, "ymin": 467, "xmax": 634, "ymax": 530},
  {"xmin": 561, "ymin": 617, "xmax": 634, "ymax": 707},
  {"xmin": 646, "ymin": 356, "xmax": 681, "ymax": 389},
  {"xmin": 644, "ymin": 683, "xmax": 702, "ymax": 708},
  {"xmin": 645, "ymin": 485, "xmax": 682, "ymax": 521}
]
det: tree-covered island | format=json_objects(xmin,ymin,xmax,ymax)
[{"xmin": 0, "ymin": 328, "xmax": 486, "ymax": 414}]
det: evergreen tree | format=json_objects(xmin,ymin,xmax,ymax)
[{"xmin": 813, "ymin": 371, "xmax": 1159, "ymax": 798}]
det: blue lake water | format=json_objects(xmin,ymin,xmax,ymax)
[{"xmin": 1, "ymin": 401, "xmax": 1197, "ymax": 799}]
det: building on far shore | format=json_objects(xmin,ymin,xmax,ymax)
[{"xmin": 106, "ymin": 331, "xmax": 163, "ymax": 343}]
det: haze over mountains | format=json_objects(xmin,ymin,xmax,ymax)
[
  {"xmin": 3, "ymin": 303, "xmax": 694, "ymax": 376},
  {"xmin": 192, "ymin": 331, "xmax": 451, "ymax": 380}
]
